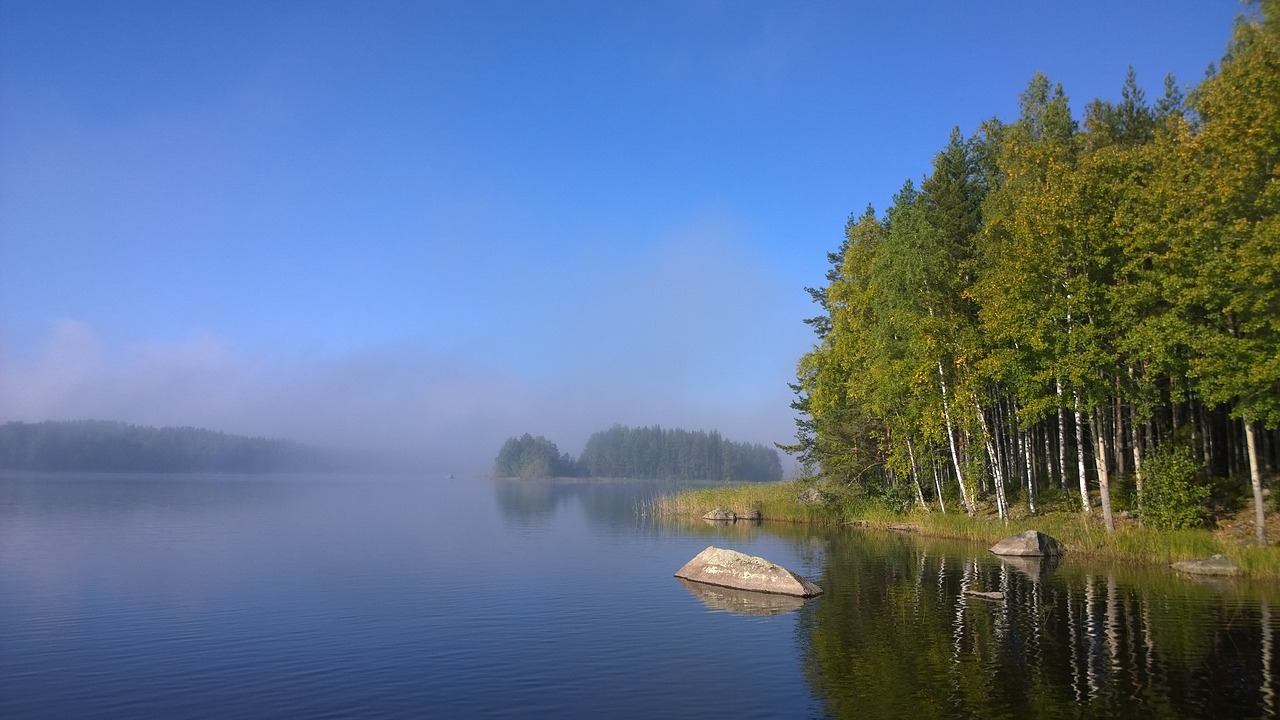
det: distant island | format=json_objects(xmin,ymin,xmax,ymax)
[
  {"xmin": 0, "ymin": 420, "xmax": 337, "ymax": 473},
  {"xmin": 493, "ymin": 425, "xmax": 783, "ymax": 482}
]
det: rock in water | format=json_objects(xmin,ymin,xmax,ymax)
[
  {"xmin": 989, "ymin": 530, "xmax": 1064, "ymax": 557},
  {"xmin": 1171, "ymin": 554, "xmax": 1240, "ymax": 577},
  {"xmin": 703, "ymin": 507, "xmax": 737, "ymax": 521},
  {"xmin": 674, "ymin": 546, "xmax": 822, "ymax": 597}
]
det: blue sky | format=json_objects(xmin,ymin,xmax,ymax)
[{"xmin": 0, "ymin": 1, "xmax": 1243, "ymax": 472}]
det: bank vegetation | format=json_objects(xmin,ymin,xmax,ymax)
[{"xmin": 777, "ymin": 4, "xmax": 1279, "ymax": 545}]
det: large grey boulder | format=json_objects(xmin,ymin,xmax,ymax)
[
  {"xmin": 674, "ymin": 546, "xmax": 823, "ymax": 597},
  {"xmin": 1171, "ymin": 554, "xmax": 1240, "ymax": 577},
  {"xmin": 989, "ymin": 530, "xmax": 1064, "ymax": 557}
]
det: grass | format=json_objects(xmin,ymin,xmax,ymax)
[
  {"xmin": 648, "ymin": 481, "xmax": 843, "ymax": 524},
  {"xmin": 653, "ymin": 480, "xmax": 1280, "ymax": 579}
]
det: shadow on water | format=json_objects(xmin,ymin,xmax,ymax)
[{"xmin": 794, "ymin": 527, "xmax": 1279, "ymax": 719}]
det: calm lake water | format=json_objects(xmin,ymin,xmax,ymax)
[{"xmin": 1, "ymin": 472, "xmax": 1276, "ymax": 719}]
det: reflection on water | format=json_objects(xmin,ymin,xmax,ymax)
[
  {"xmin": 801, "ymin": 530, "xmax": 1280, "ymax": 718},
  {"xmin": 3, "ymin": 473, "xmax": 1276, "ymax": 719},
  {"xmin": 676, "ymin": 577, "xmax": 809, "ymax": 616},
  {"xmin": 492, "ymin": 477, "xmax": 744, "ymax": 527},
  {"xmin": 996, "ymin": 553, "xmax": 1062, "ymax": 580}
]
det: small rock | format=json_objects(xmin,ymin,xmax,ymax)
[
  {"xmin": 1171, "ymin": 554, "xmax": 1240, "ymax": 577},
  {"xmin": 796, "ymin": 487, "xmax": 826, "ymax": 505},
  {"xmin": 990, "ymin": 530, "xmax": 1064, "ymax": 557},
  {"xmin": 965, "ymin": 590, "xmax": 1005, "ymax": 601},
  {"xmin": 703, "ymin": 507, "xmax": 737, "ymax": 521}
]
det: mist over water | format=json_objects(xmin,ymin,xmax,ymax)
[
  {"xmin": 0, "ymin": 314, "xmax": 801, "ymax": 475},
  {"xmin": 2, "ymin": 472, "xmax": 1275, "ymax": 719}
]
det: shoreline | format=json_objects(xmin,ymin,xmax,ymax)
[{"xmin": 653, "ymin": 480, "xmax": 1280, "ymax": 580}]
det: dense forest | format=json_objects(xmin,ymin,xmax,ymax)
[
  {"xmin": 493, "ymin": 425, "xmax": 783, "ymax": 481},
  {"xmin": 784, "ymin": 4, "xmax": 1278, "ymax": 541},
  {"xmin": 0, "ymin": 420, "xmax": 335, "ymax": 473}
]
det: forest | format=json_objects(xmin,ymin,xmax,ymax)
[
  {"xmin": 493, "ymin": 425, "xmax": 782, "ymax": 481},
  {"xmin": 0, "ymin": 420, "xmax": 335, "ymax": 473},
  {"xmin": 784, "ymin": 3, "xmax": 1279, "ymax": 542}
]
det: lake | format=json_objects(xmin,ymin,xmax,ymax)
[{"xmin": 1, "ymin": 472, "xmax": 1276, "ymax": 718}]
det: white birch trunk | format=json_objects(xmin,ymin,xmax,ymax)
[
  {"xmin": 1056, "ymin": 380, "xmax": 1069, "ymax": 490},
  {"xmin": 1090, "ymin": 407, "xmax": 1115, "ymax": 532},
  {"xmin": 975, "ymin": 396, "xmax": 1007, "ymax": 521},
  {"xmin": 938, "ymin": 360, "xmax": 973, "ymax": 515},
  {"xmin": 906, "ymin": 435, "xmax": 927, "ymax": 512},
  {"xmin": 1023, "ymin": 429, "xmax": 1037, "ymax": 515},
  {"xmin": 1074, "ymin": 393, "xmax": 1091, "ymax": 515},
  {"xmin": 1130, "ymin": 409, "xmax": 1145, "ymax": 524},
  {"xmin": 1245, "ymin": 419, "xmax": 1268, "ymax": 544},
  {"xmin": 931, "ymin": 454, "xmax": 946, "ymax": 514}
]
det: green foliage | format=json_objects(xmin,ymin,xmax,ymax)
[
  {"xmin": 0, "ymin": 420, "xmax": 331, "ymax": 473},
  {"xmin": 785, "ymin": 4, "xmax": 1279, "ymax": 539},
  {"xmin": 492, "ymin": 433, "xmax": 575, "ymax": 479},
  {"xmin": 1141, "ymin": 441, "xmax": 1210, "ymax": 530}
]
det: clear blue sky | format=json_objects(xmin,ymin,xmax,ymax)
[{"xmin": 0, "ymin": 1, "xmax": 1243, "ymax": 472}]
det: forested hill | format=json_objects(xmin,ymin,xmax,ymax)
[
  {"xmin": 0, "ymin": 420, "xmax": 336, "ymax": 473},
  {"xmin": 493, "ymin": 425, "xmax": 783, "ymax": 481}
]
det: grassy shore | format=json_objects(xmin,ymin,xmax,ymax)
[{"xmin": 652, "ymin": 480, "xmax": 1280, "ymax": 579}]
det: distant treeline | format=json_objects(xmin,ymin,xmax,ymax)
[
  {"xmin": 0, "ymin": 420, "xmax": 335, "ymax": 473},
  {"xmin": 493, "ymin": 425, "xmax": 783, "ymax": 482}
]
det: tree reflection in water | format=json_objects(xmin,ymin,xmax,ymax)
[{"xmin": 800, "ymin": 530, "xmax": 1279, "ymax": 719}]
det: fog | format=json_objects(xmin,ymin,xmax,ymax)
[{"xmin": 0, "ymin": 221, "xmax": 813, "ymax": 476}]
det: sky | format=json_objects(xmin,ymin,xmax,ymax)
[{"xmin": 0, "ymin": 1, "xmax": 1245, "ymax": 474}]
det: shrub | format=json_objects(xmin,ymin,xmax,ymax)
[{"xmin": 1141, "ymin": 441, "xmax": 1210, "ymax": 530}]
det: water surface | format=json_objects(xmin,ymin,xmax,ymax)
[{"xmin": 1, "ymin": 473, "xmax": 1275, "ymax": 718}]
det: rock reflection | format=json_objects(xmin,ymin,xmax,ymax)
[
  {"xmin": 676, "ymin": 577, "xmax": 807, "ymax": 616},
  {"xmin": 997, "ymin": 553, "xmax": 1061, "ymax": 580}
]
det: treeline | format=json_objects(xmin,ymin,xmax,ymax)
[
  {"xmin": 492, "ymin": 434, "xmax": 578, "ymax": 479},
  {"xmin": 578, "ymin": 425, "xmax": 782, "ymax": 481},
  {"xmin": 786, "ymin": 4, "xmax": 1279, "ymax": 540},
  {"xmin": 0, "ymin": 420, "xmax": 335, "ymax": 473},
  {"xmin": 493, "ymin": 425, "xmax": 782, "ymax": 481}
]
